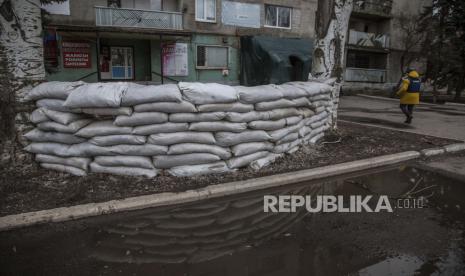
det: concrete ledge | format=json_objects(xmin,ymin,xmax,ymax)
[
  {"xmin": 0, "ymin": 151, "xmax": 420, "ymax": 232},
  {"xmin": 420, "ymin": 147, "xmax": 446, "ymax": 157},
  {"xmin": 443, "ymin": 143, "xmax": 465, "ymax": 153}
]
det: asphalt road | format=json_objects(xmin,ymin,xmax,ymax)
[{"xmin": 338, "ymin": 95, "xmax": 465, "ymax": 141}]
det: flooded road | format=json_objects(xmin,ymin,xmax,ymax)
[{"xmin": 0, "ymin": 165, "xmax": 464, "ymax": 275}]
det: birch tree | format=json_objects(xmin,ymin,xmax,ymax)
[
  {"xmin": 312, "ymin": 0, "xmax": 353, "ymax": 129},
  {"xmin": 0, "ymin": 0, "xmax": 45, "ymax": 161}
]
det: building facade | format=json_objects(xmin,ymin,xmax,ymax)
[
  {"xmin": 42, "ymin": 0, "xmax": 317, "ymax": 85},
  {"xmin": 343, "ymin": 0, "xmax": 431, "ymax": 93}
]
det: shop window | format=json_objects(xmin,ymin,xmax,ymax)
[
  {"xmin": 195, "ymin": 0, "xmax": 216, "ymax": 22},
  {"xmin": 196, "ymin": 45, "xmax": 228, "ymax": 69},
  {"xmin": 100, "ymin": 46, "xmax": 134, "ymax": 80},
  {"xmin": 265, "ymin": 5, "xmax": 291, "ymax": 29}
]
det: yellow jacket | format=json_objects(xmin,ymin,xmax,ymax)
[{"xmin": 396, "ymin": 71, "xmax": 420, "ymax": 105}]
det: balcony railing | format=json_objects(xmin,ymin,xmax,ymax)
[
  {"xmin": 345, "ymin": 68, "xmax": 387, "ymax": 83},
  {"xmin": 353, "ymin": 0, "xmax": 393, "ymax": 17},
  {"xmin": 348, "ymin": 30, "xmax": 389, "ymax": 49},
  {"xmin": 95, "ymin": 6, "xmax": 183, "ymax": 30}
]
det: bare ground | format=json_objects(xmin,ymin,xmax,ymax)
[{"xmin": 0, "ymin": 121, "xmax": 457, "ymax": 216}]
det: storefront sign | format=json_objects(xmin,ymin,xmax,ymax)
[
  {"xmin": 62, "ymin": 41, "xmax": 91, "ymax": 68},
  {"xmin": 162, "ymin": 43, "xmax": 188, "ymax": 76},
  {"xmin": 222, "ymin": 1, "xmax": 260, "ymax": 28}
]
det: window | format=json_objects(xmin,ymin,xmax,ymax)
[
  {"xmin": 196, "ymin": 45, "xmax": 228, "ymax": 69},
  {"xmin": 100, "ymin": 46, "xmax": 134, "ymax": 80},
  {"xmin": 196, "ymin": 0, "xmax": 216, "ymax": 22},
  {"xmin": 107, "ymin": 0, "xmax": 121, "ymax": 8},
  {"xmin": 265, "ymin": 5, "xmax": 291, "ymax": 29}
]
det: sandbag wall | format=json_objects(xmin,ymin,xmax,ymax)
[{"xmin": 23, "ymin": 81, "xmax": 335, "ymax": 177}]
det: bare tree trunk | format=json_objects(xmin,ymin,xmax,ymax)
[
  {"xmin": 0, "ymin": 0, "xmax": 44, "ymax": 163},
  {"xmin": 312, "ymin": 0, "xmax": 353, "ymax": 129}
]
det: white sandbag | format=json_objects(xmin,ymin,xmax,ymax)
[
  {"xmin": 298, "ymin": 126, "xmax": 313, "ymax": 138},
  {"xmin": 298, "ymin": 108, "xmax": 315, "ymax": 118},
  {"xmin": 225, "ymin": 111, "xmax": 270, "ymax": 123},
  {"xmin": 305, "ymin": 111, "xmax": 328, "ymax": 125},
  {"xmin": 287, "ymin": 146, "xmax": 300, "ymax": 154},
  {"xmin": 310, "ymin": 120, "xmax": 327, "ymax": 129},
  {"xmin": 80, "ymin": 107, "xmax": 133, "ymax": 116},
  {"xmin": 273, "ymin": 139, "xmax": 302, "ymax": 154},
  {"xmin": 168, "ymin": 143, "xmax": 232, "ymax": 160},
  {"xmin": 132, "ymin": 123, "xmax": 189, "ymax": 135},
  {"xmin": 179, "ymin": 82, "xmax": 238, "ymax": 104},
  {"xmin": 215, "ymin": 130, "xmax": 271, "ymax": 147},
  {"xmin": 168, "ymin": 161, "xmax": 232, "ymax": 177},
  {"xmin": 88, "ymin": 135, "xmax": 146, "ymax": 146},
  {"xmin": 122, "ymin": 83, "xmax": 182, "ymax": 106},
  {"xmin": 197, "ymin": 102, "xmax": 253, "ymax": 113},
  {"xmin": 169, "ymin": 112, "xmax": 225, "ymax": 123},
  {"xmin": 248, "ymin": 119, "xmax": 286, "ymax": 131},
  {"xmin": 309, "ymin": 133, "xmax": 325, "ymax": 145},
  {"xmin": 42, "ymin": 109, "xmax": 86, "ymax": 125},
  {"xmin": 312, "ymin": 100, "xmax": 330, "ymax": 108},
  {"xmin": 37, "ymin": 119, "xmax": 92, "ymax": 134},
  {"xmin": 69, "ymin": 143, "xmax": 113, "ymax": 156},
  {"xmin": 148, "ymin": 132, "xmax": 216, "ymax": 145},
  {"xmin": 64, "ymin": 82, "xmax": 129, "ymax": 108},
  {"xmin": 315, "ymin": 106, "xmax": 326, "ymax": 114},
  {"xmin": 107, "ymin": 144, "xmax": 168, "ymax": 156},
  {"xmin": 226, "ymin": 151, "xmax": 269, "ymax": 169},
  {"xmin": 94, "ymin": 156, "xmax": 154, "ymax": 169},
  {"xmin": 189, "ymin": 122, "xmax": 247, "ymax": 133},
  {"xmin": 268, "ymin": 108, "xmax": 301, "ymax": 120},
  {"xmin": 236, "ymin": 85, "xmax": 283, "ymax": 104},
  {"xmin": 231, "ymin": 142, "xmax": 274, "ymax": 156},
  {"xmin": 250, "ymin": 153, "xmax": 283, "ymax": 171},
  {"xmin": 288, "ymin": 82, "xmax": 332, "ymax": 96},
  {"xmin": 25, "ymin": 142, "xmax": 74, "ymax": 157},
  {"xmin": 40, "ymin": 163, "xmax": 87, "ymax": 176},
  {"xmin": 153, "ymin": 153, "xmax": 221, "ymax": 169},
  {"xmin": 276, "ymin": 83, "xmax": 308, "ymax": 99},
  {"xmin": 75, "ymin": 121, "xmax": 133, "ymax": 138},
  {"xmin": 291, "ymin": 97, "xmax": 311, "ymax": 107},
  {"xmin": 134, "ymin": 101, "xmax": 197, "ymax": 113},
  {"xmin": 114, "ymin": 112, "xmax": 168, "ymax": 126},
  {"xmin": 30, "ymin": 108, "xmax": 49, "ymax": 124},
  {"xmin": 36, "ymin": 99, "xmax": 77, "ymax": 113},
  {"xmin": 24, "ymin": 129, "xmax": 86, "ymax": 144},
  {"xmin": 310, "ymin": 94, "xmax": 331, "ymax": 101},
  {"xmin": 267, "ymin": 123, "xmax": 303, "ymax": 142},
  {"xmin": 90, "ymin": 163, "xmax": 157, "ymax": 178},
  {"xmin": 276, "ymin": 132, "xmax": 299, "ymax": 145},
  {"xmin": 36, "ymin": 154, "xmax": 90, "ymax": 170},
  {"xmin": 25, "ymin": 81, "xmax": 84, "ymax": 101},
  {"xmin": 255, "ymin": 99, "xmax": 296, "ymax": 111},
  {"xmin": 285, "ymin": 116, "xmax": 303, "ymax": 126}
]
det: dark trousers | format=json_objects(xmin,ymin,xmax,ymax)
[{"xmin": 400, "ymin": 104, "xmax": 414, "ymax": 118}]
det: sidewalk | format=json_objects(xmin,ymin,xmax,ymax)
[{"xmin": 339, "ymin": 95, "xmax": 465, "ymax": 141}]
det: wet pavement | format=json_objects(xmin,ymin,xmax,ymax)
[
  {"xmin": 339, "ymin": 96, "xmax": 465, "ymax": 141},
  {"xmin": 0, "ymin": 164, "xmax": 464, "ymax": 276}
]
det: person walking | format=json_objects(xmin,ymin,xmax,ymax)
[{"xmin": 397, "ymin": 69, "xmax": 421, "ymax": 124}]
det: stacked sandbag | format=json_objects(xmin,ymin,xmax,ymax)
[{"xmin": 24, "ymin": 80, "xmax": 336, "ymax": 178}]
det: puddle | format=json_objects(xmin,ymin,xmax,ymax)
[{"xmin": 0, "ymin": 166, "xmax": 464, "ymax": 275}]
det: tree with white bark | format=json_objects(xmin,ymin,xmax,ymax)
[
  {"xmin": 312, "ymin": 0, "xmax": 354, "ymax": 129},
  {"xmin": 0, "ymin": 0, "xmax": 45, "ymax": 161}
]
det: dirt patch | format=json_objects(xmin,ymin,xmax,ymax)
[{"xmin": 0, "ymin": 121, "xmax": 457, "ymax": 216}]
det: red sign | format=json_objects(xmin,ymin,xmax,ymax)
[{"xmin": 62, "ymin": 41, "xmax": 91, "ymax": 68}]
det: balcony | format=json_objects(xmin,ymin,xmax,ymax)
[
  {"xmin": 353, "ymin": 0, "xmax": 393, "ymax": 18},
  {"xmin": 348, "ymin": 30, "xmax": 389, "ymax": 49},
  {"xmin": 345, "ymin": 68, "xmax": 386, "ymax": 83},
  {"xmin": 95, "ymin": 6, "xmax": 183, "ymax": 30}
]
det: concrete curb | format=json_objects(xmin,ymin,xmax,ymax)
[
  {"xmin": 356, "ymin": 94, "xmax": 465, "ymax": 107},
  {"xmin": 0, "ymin": 151, "xmax": 421, "ymax": 232}
]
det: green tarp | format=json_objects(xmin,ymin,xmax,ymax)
[{"xmin": 240, "ymin": 36, "xmax": 314, "ymax": 86}]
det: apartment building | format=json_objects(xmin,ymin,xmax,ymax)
[
  {"xmin": 343, "ymin": 0, "xmax": 431, "ymax": 93},
  {"xmin": 42, "ymin": 0, "xmax": 317, "ymax": 85}
]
